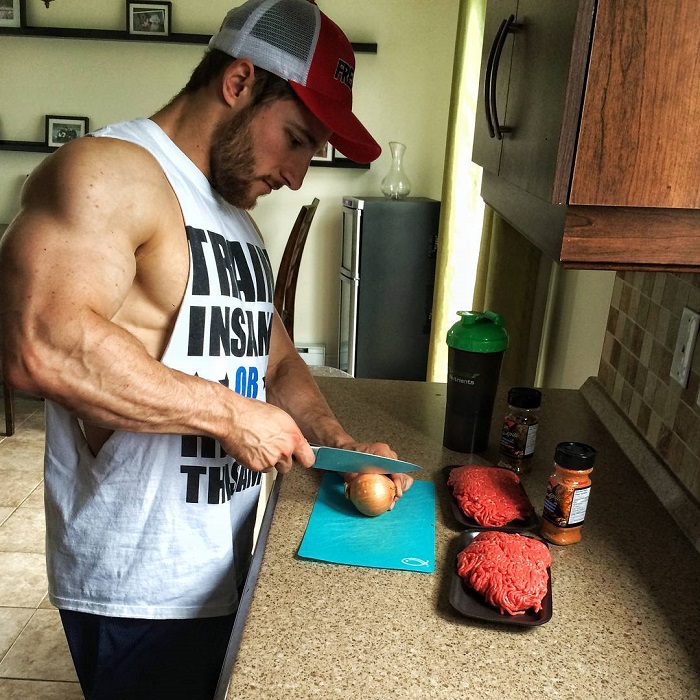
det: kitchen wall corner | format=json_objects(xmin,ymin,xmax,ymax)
[{"xmin": 598, "ymin": 272, "xmax": 700, "ymax": 504}]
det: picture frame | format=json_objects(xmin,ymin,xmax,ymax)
[
  {"xmin": 127, "ymin": 1, "xmax": 171, "ymax": 37},
  {"xmin": 311, "ymin": 142, "xmax": 334, "ymax": 163},
  {"xmin": 331, "ymin": 147, "xmax": 352, "ymax": 163},
  {"xmin": 45, "ymin": 116, "xmax": 90, "ymax": 148},
  {"xmin": 0, "ymin": 0, "xmax": 25, "ymax": 28},
  {"xmin": 309, "ymin": 146, "xmax": 369, "ymax": 169}
]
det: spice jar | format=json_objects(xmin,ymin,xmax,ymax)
[
  {"xmin": 498, "ymin": 387, "xmax": 542, "ymax": 474},
  {"xmin": 540, "ymin": 442, "xmax": 596, "ymax": 545}
]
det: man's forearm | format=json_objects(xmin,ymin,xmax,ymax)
[
  {"xmin": 265, "ymin": 348, "xmax": 353, "ymax": 448},
  {"xmin": 4, "ymin": 307, "xmax": 315, "ymax": 470},
  {"xmin": 3, "ymin": 305, "xmax": 233, "ymax": 438}
]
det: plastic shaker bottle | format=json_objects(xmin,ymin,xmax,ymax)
[{"xmin": 442, "ymin": 310, "xmax": 509, "ymax": 453}]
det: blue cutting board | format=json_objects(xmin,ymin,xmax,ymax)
[{"xmin": 298, "ymin": 472, "xmax": 435, "ymax": 573}]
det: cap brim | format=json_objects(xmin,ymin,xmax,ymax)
[{"xmin": 290, "ymin": 82, "xmax": 381, "ymax": 164}]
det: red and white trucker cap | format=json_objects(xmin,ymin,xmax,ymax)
[{"xmin": 209, "ymin": 0, "xmax": 381, "ymax": 163}]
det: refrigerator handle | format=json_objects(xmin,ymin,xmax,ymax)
[{"xmin": 341, "ymin": 205, "xmax": 362, "ymax": 278}]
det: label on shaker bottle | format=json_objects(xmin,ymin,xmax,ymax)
[
  {"xmin": 443, "ymin": 344, "xmax": 503, "ymax": 453},
  {"xmin": 446, "ymin": 370, "xmax": 487, "ymax": 412},
  {"xmin": 447, "ymin": 371, "xmax": 479, "ymax": 387}
]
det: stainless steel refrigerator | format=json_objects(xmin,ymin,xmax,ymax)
[{"xmin": 339, "ymin": 196, "xmax": 441, "ymax": 380}]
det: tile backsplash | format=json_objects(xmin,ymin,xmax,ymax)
[{"xmin": 599, "ymin": 272, "xmax": 700, "ymax": 502}]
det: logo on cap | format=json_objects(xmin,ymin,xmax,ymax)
[{"xmin": 333, "ymin": 59, "xmax": 354, "ymax": 89}]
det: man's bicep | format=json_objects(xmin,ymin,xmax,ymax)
[
  {"xmin": 3, "ymin": 207, "xmax": 138, "ymax": 323},
  {"xmin": 4, "ymin": 141, "xmax": 154, "ymax": 320}
]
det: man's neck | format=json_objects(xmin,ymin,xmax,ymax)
[{"xmin": 150, "ymin": 92, "xmax": 220, "ymax": 177}]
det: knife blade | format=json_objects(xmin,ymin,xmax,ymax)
[{"xmin": 310, "ymin": 446, "xmax": 421, "ymax": 474}]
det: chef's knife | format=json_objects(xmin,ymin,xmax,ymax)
[{"xmin": 310, "ymin": 446, "xmax": 421, "ymax": 474}]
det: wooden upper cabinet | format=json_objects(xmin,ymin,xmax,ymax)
[
  {"xmin": 473, "ymin": 0, "xmax": 595, "ymax": 205},
  {"xmin": 495, "ymin": 0, "xmax": 593, "ymax": 207},
  {"xmin": 570, "ymin": 1, "xmax": 700, "ymax": 209},
  {"xmin": 471, "ymin": 0, "xmax": 519, "ymax": 176},
  {"xmin": 472, "ymin": 0, "xmax": 700, "ymax": 271}
]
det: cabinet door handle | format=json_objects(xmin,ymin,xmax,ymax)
[
  {"xmin": 490, "ymin": 14, "xmax": 520, "ymax": 140},
  {"xmin": 484, "ymin": 18, "xmax": 508, "ymax": 138}
]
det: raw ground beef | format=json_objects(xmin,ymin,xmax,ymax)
[
  {"xmin": 457, "ymin": 531, "xmax": 551, "ymax": 615},
  {"xmin": 447, "ymin": 465, "xmax": 534, "ymax": 527}
]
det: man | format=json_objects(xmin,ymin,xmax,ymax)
[{"xmin": 0, "ymin": 1, "xmax": 411, "ymax": 698}]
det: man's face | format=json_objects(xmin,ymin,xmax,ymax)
[{"xmin": 210, "ymin": 97, "xmax": 332, "ymax": 210}]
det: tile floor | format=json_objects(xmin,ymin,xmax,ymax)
[{"xmin": 0, "ymin": 395, "xmax": 83, "ymax": 699}]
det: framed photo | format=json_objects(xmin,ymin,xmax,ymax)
[
  {"xmin": 0, "ymin": 0, "xmax": 25, "ymax": 28},
  {"xmin": 127, "ymin": 1, "xmax": 171, "ymax": 37},
  {"xmin": 309, "ymin": 146, "xmax": 370, "ymax": 169},
  {"xmin": 311, "ymin": 142, "xmax": 334, "ymax": 163},
  {"xmin": 331, "ymin": 147, "xmax": 352, "ymax": 163},
  {"xmin": 45, "ymin": 116, "xmax": 90, "ymax": 148}
]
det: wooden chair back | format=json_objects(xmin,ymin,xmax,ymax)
[{"xmin": 273, "ymin": 198, "xmax": 320, "ymax": 342}]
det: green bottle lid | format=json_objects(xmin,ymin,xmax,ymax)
[{"xmin": 446, "ymin": 310, "xmax": 509, "ymax": 353}]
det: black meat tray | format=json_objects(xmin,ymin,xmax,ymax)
[
  {"xmin": 449, "ymin": 529, "xmax": 553, "ymax": 627},
  {"xmin": 442, "ymin": 465, "xmax": 540, "ymax": 532}
]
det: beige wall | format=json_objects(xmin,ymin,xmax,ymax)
[
  {"xmin": 537, "ymin": 268, "xmax": 615, "ymax": 390},
  {"xmin": 0, "ymin": 0, "xmax": 460, "ymax": 367}
]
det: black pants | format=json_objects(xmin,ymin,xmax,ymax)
[{"xmin": 60, "ymin": 609, "xmax": 237, "ymax": 700}]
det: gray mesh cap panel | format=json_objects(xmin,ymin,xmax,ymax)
[
  {"xmin": 251, "ymin": 0, "xmax": 317, "ymax": 63},
  {"xmin": 209, "ymin": 0, "xmax": 320, "ymax": 85}
]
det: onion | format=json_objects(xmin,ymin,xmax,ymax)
[{"xmin": 344, "ymin": 473, "xmax": 396, "ymax": 516}]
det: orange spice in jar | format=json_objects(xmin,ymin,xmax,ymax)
[{"xmin": 540, "ymin": 442, "xmax": 596, "ymax": 545}]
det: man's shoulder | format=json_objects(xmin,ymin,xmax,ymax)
[
  {"xmin": 44, "ymin": 131, "xmax": 171, "ymax": 195},
  {"xmin": 19, "ymin": 130, "xmax": 178, "ymax": 251},
  {"xmin": 83, "ymin": 129, "xmax": 164, "ymax": 166}
]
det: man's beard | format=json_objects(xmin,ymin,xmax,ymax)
[{"xmin": 209, "ymin": 105, "xmax": 259, "ymax": 209}]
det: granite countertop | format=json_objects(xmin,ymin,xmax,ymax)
[{"xmin": 223, "ymin": 378, "xmax": 700, "ymax": 700}]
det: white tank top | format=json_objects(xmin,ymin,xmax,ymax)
[{"xmin": 45, "ymin": 118, "xmax": 273, "ymax": 619}]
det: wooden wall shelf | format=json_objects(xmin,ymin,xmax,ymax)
[
  {"xmin": 310, "ymin": 160, "xmax": 370, "ymax": 170},
  {"xmin": 0, "ymin": 25, "xmax": 378, "ymax": 54},
  {"xmin": 0, "ymin": 140, "xmax": 54, "ymax": 153},
  {"xmin": 1, "ymin": 25, "xmax": 376, "ymax": 161},
  {"xmin": 0, "ymin": 138, "xmax": 373, "ymax": 166}
]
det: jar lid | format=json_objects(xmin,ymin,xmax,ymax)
[
  {"xmin": 445, "ymin": 310, "xmax": 509, "ymax": 353},
  {"xmin": 507, "ymin": 387, "xmax": 542, "ymax": 409},
  {"xmin": 555, "ymin": 442, "xmax": 597, "ymax": 470}
]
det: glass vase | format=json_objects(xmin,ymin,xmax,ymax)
[{"xmin": 380, "ymin": 141, "xmax": 411, "ymax": 199}]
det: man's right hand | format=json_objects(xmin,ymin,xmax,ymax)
[{"xmin": 221, "ymin": 396, "xmax": 316, "ymax": 474}]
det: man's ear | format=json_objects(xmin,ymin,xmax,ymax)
[{"xmin": 221, "ymin": 58, "xmax": 256, "ymax": 106}]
